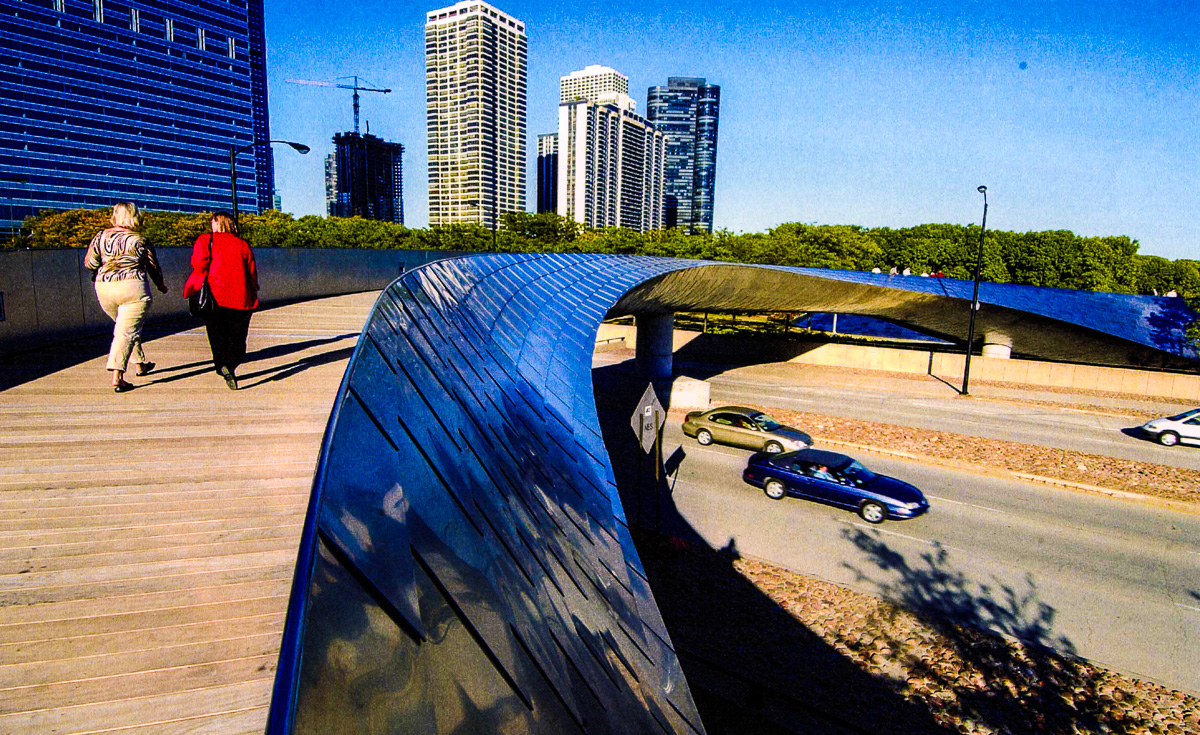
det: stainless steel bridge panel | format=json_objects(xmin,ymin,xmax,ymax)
[{"xmin": 268, "ymin": 254, "xmax": 1195, "ymax": 735}]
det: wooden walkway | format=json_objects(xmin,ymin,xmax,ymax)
[{"xmin": 0, "ymin": 292, "xmax": 377, "ymax": 734}]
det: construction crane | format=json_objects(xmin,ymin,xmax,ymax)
[{"xmin": 286, "ymin": 76, "xmax": 391, "ymax": 135}]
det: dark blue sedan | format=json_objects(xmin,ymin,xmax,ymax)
[{"xmin": 742, "ymin": 448, "xmax": 929, "ymax": 523}]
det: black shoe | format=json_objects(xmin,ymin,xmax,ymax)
[
  {"xmin": 223, "ymin": 370, "xmax": 238, "ymax": 391},
  {"xmin": 113, "ymin": 380, "xmax": 134, "ymax": 393},
  {"xmin": 135, "ymin": 362, "xmax": 156, "ymax": 376}
]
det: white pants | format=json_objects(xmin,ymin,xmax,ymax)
[{"xmin": 95, "ymin": 279, "xmax": 152, "ymax": 372}]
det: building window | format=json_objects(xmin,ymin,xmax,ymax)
[
  {"xmin": 165, "ymin": 17, "xmax": 173, "ymax": 42},
  {"xmin": 197, "ymin": 27, "xmax": 205, "ymax": 51},
  {"xmin": 130, "ymin": 7, "xmax": 139, "ymax": 32},
  {"xmin": 93, "ymin": 0, "xmax": 103, "ymax": 23},
  {"xmin": 227, "ymin": 36, "xmax": 236, "ymax": 59},
  {"xmin": 53, "ymin": 0, "xmax": 63, "ymax": 12}
]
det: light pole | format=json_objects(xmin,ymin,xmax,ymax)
[
  {"xmin": 229, "ymin": 140, "xmax": 310, "ymax": 224},
  {"xmin": 961, "ymin": 185, "xmax": 987, "ymax": 396}
]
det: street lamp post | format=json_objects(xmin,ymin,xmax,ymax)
[
  {"xmin": 229, "ymin": 140, "xmax": 310, "ymax": 223},
  {"xmin": 961, "ymin": 185, "xmax": 988, "ymax": 396}
]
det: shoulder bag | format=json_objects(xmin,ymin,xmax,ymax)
[{"xmin": 188, "ymin": 234, "xmax": 216, "ymax": 318}]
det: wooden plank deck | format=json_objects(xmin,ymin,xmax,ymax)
[{"xmin": 0, "ymin": 292, "xmax": 378, "ymax": 734}]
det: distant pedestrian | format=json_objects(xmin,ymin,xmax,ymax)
[
  {"xmin": 902, "ymin": 267, "xmax": 912, "ymax": 276},
  {"xmin": 184, "ymin": 212, "xmax": 259, "ymax": 390},
  {"xmin": 871, "ymin": 267, "xmax": 882, "ymax": 274},
  {"xmin": 85, "ymin": 202, "xmax": 168, "ymax": 393},
  {"xmin": 889, "ymin": 266, "xmax": 898, "ymax": 276}
]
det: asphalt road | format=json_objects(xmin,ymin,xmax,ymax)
[
  {"xmin": 704, "ymin": 372, "xmax": 1200, "ymax": 471},
  {"xmin": 658, "ymin": 420, "xmax": 1200, "ymax": 695}
]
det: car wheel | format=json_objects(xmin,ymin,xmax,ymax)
[
  {"xmin": 764, "ymin": 441, "xmax": 784, "ymax": 454},
  {"xmin": 696, "ymin": 429, "xmax": 714, "ymax": 446},
  {"xmin": 859, "ymin": 501, "xmax": 886, "ymax": 524},
  {"xmin": 764, "ymin": 479, "xmax": 786, "ymax": 500},
  {"xmin": 1158, "ymin": 431, "xmax": 1180, "ymax": 447}
]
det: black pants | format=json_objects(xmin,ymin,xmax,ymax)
[{"xmin": 204, "ymin": 305, "xmax": 253, "ymax": 374}]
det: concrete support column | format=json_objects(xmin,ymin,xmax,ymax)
[
  {"xmin": 635, "ymin": 312, "xmax": 675, "ymax": 379},
  {"xmin": 982, "ymin": 331, "xmax": 1012, "ymax": 359}
]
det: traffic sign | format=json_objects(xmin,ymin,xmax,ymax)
[{"xmin": 630, "ymin": 383, "xmax": 665, "ymax": 454}]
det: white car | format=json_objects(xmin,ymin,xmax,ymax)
[{"xmin": 1141, "ymin": 408, "xmax": 1200, "ymax": 447}]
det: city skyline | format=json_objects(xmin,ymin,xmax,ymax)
[{"xmin": 269, "ymin": 1, "xmax": 1193, "ymax": 258}]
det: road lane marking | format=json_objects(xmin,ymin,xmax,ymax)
[
  {"xmin": 925, "ymin": 495, "xmax": 1008, "ymax": 515},
  {"xmin": 839, "ymin": 520, "xmax": 968, "ymax": 554}
]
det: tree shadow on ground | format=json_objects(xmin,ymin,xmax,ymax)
[
  {"xmin": 594, "ymin": 360, "xmax": 952, "ymax": 734},
  {"xmin": 838, "ymin": 530, "xmax": 1129, "ymax": 734}
]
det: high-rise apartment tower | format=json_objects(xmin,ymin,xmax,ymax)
[
  {"xmin": 329, "ymin": 132, "xmax": 404, "ymax": 224},
  {"xmin": 557, "ymin": 74, "xmax": 664, "ymax": 233},
  {"xmin": 646, "ymin": 77, "xmax": 720, "ymax": 233},
  {"xmin": 0, "ymin": 0, "xmax": 274, "ymax": 235},
  {"xmin": 425, "ymin": 1, "xmax": 527, "ymax": 229}
]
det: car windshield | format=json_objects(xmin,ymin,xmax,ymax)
[
  {"xmin": 1165, "ymin": 408, "xmax": 1200, "ymax": 422},
  {"xmin": 752, "ymin": 413, "xmax": 782, "ymax": 431},
  {"xmin": 841, "ymin": 460, "xmax": 876, "ymax": 484}
]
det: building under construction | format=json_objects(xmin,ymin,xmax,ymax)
[{"xmin": 327, "ymin": 132, "xmax": 404, "ymax": 224}]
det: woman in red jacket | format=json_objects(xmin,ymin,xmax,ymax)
[{"xmin": 183, "ymin": 212, "xmax": 259, "ymax": 390}]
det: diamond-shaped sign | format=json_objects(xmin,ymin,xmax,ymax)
[{"xmin": 630, "ymin": 383, "xmax": 665, "ymax": 454}]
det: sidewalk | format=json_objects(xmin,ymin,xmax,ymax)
[{"xmin": 0, "ymin": 292, "xmax": 374, "ymax": 734}]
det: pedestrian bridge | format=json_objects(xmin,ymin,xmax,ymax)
[{"xmin": 2, "ymin": 253, "xmax": 1195, "ymax": 734}]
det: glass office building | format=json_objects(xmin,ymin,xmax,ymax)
[
  {"xmin": 646, "ymin": 77, "xmax": 720, "ymax": 234},
  {"xmin": 0, "ymin": 0, "xmax": 273, "ymax": 237}
]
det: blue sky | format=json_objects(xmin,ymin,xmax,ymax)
[{"xmin": 263, "ymin": 0, "xmax": 1198, "ymax": 260}]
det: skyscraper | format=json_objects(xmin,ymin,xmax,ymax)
[
  {"xmin": 0, "ymin": 0, "xmax": 274, "ymax": 234},
  {"xmin": 560, "ymin": 65, "xmax": 628, "ymax": 104},
  {"xmin": 557, "ymin": 71, "xmax": 664, "ymax": 233},
  {"xmin": 536, "ymin": 134, "xmax": 558, "ymax": 214},
  {"xmin": 646, "ymin": 77, "xmax": 721, "ymax": 233},
  {"xmin": 425, "ymin": 1, "xmax": 527, "ymax": 229},
  {"xmin": 329, "ymin": 132, "xmax": 405, "ymax": 224}
]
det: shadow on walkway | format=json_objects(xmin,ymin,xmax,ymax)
[{"xmin": 0, "ymin": 315, "xmax": 199, "ymax": 392}]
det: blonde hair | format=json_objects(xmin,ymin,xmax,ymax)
[
  {"xmin": 211, "ymin": 211, "xmax": 238, "ymax": 235},
  {"xmin": 111, "ymin": 202, "xmax": 142, "ymax": 230}
]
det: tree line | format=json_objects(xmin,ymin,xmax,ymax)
[{"xmin": 10, "ymin": 208, "xmax": 1199, "ymax": 300}]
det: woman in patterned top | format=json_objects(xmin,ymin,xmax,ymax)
[{"xmin": 84, "ymin": 202, "xmax": 169, "ymax": 392}]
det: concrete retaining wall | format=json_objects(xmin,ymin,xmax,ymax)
[
  {"xmin": 0, "ymin": 247, "xmax": 466, "ymax": 354},
  {"xmin": 792, "ymin": 342, "xmax": 1200, "ymax": 400},
  {"xmin": 596, "ymin": 323, "xmax": 1200, "ymax": 402}
]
